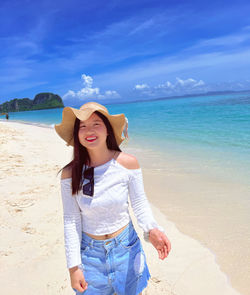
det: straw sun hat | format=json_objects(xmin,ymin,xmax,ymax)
[{"xmin": 54, "ymin": 102, "xmax": 128, "ymax": 147}]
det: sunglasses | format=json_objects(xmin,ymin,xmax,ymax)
[{"xmin": 82, "ymin": 166, "xmax": 94, "ymax": 196}]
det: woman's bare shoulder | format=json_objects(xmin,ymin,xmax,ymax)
[
  {"xmin": 61, "ymin": 166, "xmax": 72, "ymax": 179},
  {"xmin": 115, "ymin": 151, "xmax": 140, "ymax": 169}
]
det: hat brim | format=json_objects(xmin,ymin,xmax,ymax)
[{"xmin": 55, "ymin": 106, "xmax": 126, "ymax": 147}]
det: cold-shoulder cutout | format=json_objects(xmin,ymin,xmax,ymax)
[
  {"xmin": 115, "ymin": 152, "xmax": 140, "ymax": 170},
  {"xmin": 61, "ymin": 166, "xmax": 72, "ymax": 180}
]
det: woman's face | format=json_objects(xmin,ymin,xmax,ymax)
[{"xmin": 78, "ymin": 112, "xmax": 108, "ymax": 150}]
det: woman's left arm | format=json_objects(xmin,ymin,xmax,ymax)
[{"xmin": 128, "ymin": 164, "xmax": 171, "ymax": 260}]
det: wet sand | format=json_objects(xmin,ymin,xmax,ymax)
[{"xmin": 125, "ymin": 144, "xmax": 250, "ymax": 295}]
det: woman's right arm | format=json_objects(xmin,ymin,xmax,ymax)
[{"xmin": 60, "ymin": 167, "xmax": 88, "ymax": 292}]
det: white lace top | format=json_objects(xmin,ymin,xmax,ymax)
[{"xmin": 60, "ymin": 157, "xmax": 163, "ymax": 269}]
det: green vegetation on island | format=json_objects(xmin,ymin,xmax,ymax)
[{"xmin": 0, "ymin": 92, "xmax": 64, "ymax": 112}]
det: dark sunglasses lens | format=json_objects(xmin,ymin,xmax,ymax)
[{"xmin": 83, "ymin": 181, "xmax": 94, "ymax": 196}]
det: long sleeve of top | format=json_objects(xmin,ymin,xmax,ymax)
[
  {"xmin": 60, "ymin": 179, "xmax": 82, "ymax": 269},
  {"xmin": 128, "ymin": 168, "xmax": 164, "ymax": 233}
]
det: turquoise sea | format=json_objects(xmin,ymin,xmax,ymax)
[{"xmin": 2, "ymin": 91, "xmax": 250, "ymax": 186}]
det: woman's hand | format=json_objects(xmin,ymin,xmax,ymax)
[
  {"xmin": 149, "ymin": 228, "xmax": 171, "ymax": 260},
  {"xmin": 69, "ymin": 265, "xmax": 88, "ymax": 292}
]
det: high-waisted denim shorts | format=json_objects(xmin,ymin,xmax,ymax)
[{"xmin": 73, "ymin": 220, "xmax": 151, "ymax": 295}]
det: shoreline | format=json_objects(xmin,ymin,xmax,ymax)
[
  {"xmin": 0, "ymin": 118, "xmax": 55, "ymax": 129},
  {"xmin": 123, "ymin": 144, "xmax": 250, "ymax": 295},
  {"xmin": 0, "ymin": 120, "xmax": 243, "ymax": 295}
]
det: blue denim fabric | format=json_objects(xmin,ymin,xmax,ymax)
[{"xmin": 72, "ymin": 220, "xmax": 151, "ymax": 295}]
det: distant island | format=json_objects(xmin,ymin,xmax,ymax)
[
  {"xmin": 103, "ymin": 89, "xmax": 250, "ymax": 107},
  {"xmin": 0, "ymin": 92, "xmax": 64, "ymax": 112}
]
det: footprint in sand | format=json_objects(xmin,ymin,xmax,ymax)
[
  {"xmin": 58, "ymin": 284, "xmax": 67, "ymax": 292},
  {"xmin": 6, "ymin": 198, "xmax": 35, "ymax": 209},
  {"xmin": 0, "ymin": 250, "xmax": 13, "ymax": 256},
  {"xmin": 20, "ymin": 188, "xmax": 40, "ymax": 195},
  {"xmin": 21, "ymin": 223, "xmax": 37, "ymax": 234},
  {"xmin": 14, "ymin": 208, "xmax": 23, "ymax": 213},
  {"xmin": 6, "ymin": 154, "xmax": 24, "ymax": 164},
  {"xmin": 151, "ymin": 277, "xmax": 161, "ymax": 283},
  {"xmin": 0, "ymin": 139, "xmax": 7, "ymax": 144}
]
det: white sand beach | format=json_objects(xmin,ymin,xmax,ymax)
[{"xmin": 0, "ymin": 121, "xmax": 242, "ymax": 295}]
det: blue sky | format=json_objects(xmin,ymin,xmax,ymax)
[{"xmin": 1, "ymin": 0, "xmax": 250, "ymax": 105}]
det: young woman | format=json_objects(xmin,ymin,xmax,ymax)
[{"xmin": 55, "ymin": 102, "xmax": 171, "ymax": 295}]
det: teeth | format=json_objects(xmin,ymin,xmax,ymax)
[{"xmin": 86, "ymin": 137, "xmax": 96, "ymax": 140}]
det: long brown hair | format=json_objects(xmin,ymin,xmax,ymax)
[{"xmin": 58, "ymin": 111, "xmax": 122, "ymax": 195}]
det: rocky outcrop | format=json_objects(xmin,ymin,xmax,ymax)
[{"xmin": 0, "ymin": 93, "xmax": 64, "ymax": 112}]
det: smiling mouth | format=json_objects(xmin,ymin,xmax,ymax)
[{"xmin": 85, "ymin": 136, "xmax": 97, "ymax": 142}]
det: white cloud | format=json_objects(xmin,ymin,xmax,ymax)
[
  {"xmin": 155, "ymin": 81, "xmax": 174, "ymax": 89},
  {"xmin": 134, "ymin": 77, "xmax": 207, "ymax": 97},
  {"xmin": 81, "ymin": 74, "xmax": 93, "ymax": 88},
  {"xmin": 175, "ymin": 77, "xmax": 205, "ymax": 88},
  {"xmin": 62, "ymin": 74, "xmax": 121, "ymax": 101},
  {"xmin": 104, "ymin": 90, "xmax": 120, "ymax": 98},
  {"xmin": 135, "ymin": 83, "xmax": 150, "ymax": 90}
]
